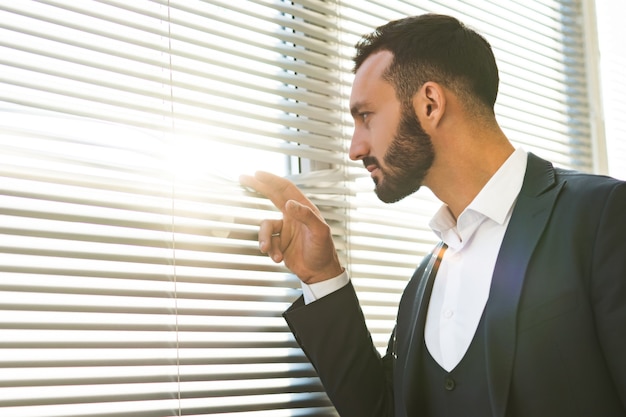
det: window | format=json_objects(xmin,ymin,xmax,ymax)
[
  {"xmin": 594, "ymin": 1, "xmax": 626, "ymax": 180},
  {"xmin": 0, "ymin": 1, "xmax": 611, "ymax": 416}
]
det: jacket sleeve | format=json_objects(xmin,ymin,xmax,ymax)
[{"xmin": 283, "ymin": 281, "xmax": 395, "ymax": 417}]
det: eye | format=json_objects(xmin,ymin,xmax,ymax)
[{"xmin": 359, "ymin": 112, "xmax": 371, "ymax": 122}]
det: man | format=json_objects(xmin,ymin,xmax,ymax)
[{"xmin": 240, "ymin": 14, "xmax": 626, "ymax": 417}]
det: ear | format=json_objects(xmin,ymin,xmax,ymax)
[{"xmin": 412, "ymin": 81, "xmax": 446, "ymax": 129}]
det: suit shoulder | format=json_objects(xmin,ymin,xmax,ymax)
[{"xmin": 554, "ymin": 167, "xmax": 625, "ymax": 194}]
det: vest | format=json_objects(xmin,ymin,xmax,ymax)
[{"xmin": 416, "ymin": 310, "xmax": 493, "ymax": 417}]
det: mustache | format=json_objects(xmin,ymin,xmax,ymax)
[{"xmin": 362, "ymin": 156, "xmax": 379, "ymax": 169}]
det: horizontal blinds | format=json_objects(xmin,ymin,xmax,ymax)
[
  {"xmin": 0, "ymin": 113, "xmax": 180, "ymax": 417},
  {"xmin": 452, "ymin": 0, "xmax": 591, "ymax": 170},
  {"xmin": 1, "ymin": 0, "xmax": 344, "ymax": 415},
  {"xmin": 0, "ymin": 111, "xmax": 341, "ymax": 416},
  {"xmin": 0, "ymin": 0, "xmax": 346, "ymax": 157}
]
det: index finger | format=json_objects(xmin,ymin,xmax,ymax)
[{"xmin": 239, "ymin": 171, "xmax": 306, "ymax": 211}]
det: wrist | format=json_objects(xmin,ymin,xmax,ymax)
[
  {"xmin": 303, "ymin": 265, "xmax": 345, "ymax": 285},
  {"xmin": 301, "ymin": 269, "xmax": 349, "ymax": 304}
]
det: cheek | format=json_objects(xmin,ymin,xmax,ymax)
[
  {"xmin": 373, "ymin": 120, "xmax": 397, "ymax": 153},
  {"xmin": 367, "ymin": 103, "xmax": 403, "ymax": 158},
  {"xmin": 380, "ymin": 129, "xmax": 395, "ymax": 157}
]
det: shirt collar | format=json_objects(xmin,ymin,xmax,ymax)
[
  {"xmin": 467, "ymin": 147, "xmax": 527, "ymax": 225},
  {"xmin": 429, "ymin": 148, "xmax": 528, "ymax": 237}
]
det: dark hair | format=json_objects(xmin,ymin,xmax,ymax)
[{"xmin": 354, "ymin": 14, "xmax": 499, "ymax": 114}]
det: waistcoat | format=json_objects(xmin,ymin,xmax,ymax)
[{"xmin": 416, "ymin": 310, "xmax": 493, "ymax": 417}]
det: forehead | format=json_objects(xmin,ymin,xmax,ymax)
[{"xmin": 350, "ymin": 50, "xmax": 396, "ymax": 108}]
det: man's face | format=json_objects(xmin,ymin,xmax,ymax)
[{"xmin": 349, "ymin": 51, "xmax": 435, "ymax": 203}]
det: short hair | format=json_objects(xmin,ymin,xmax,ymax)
[{"xmin": 354, "ymin": 14, "xmax": 499, "ymax": 114}]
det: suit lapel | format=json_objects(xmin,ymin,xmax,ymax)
[
  {"xmin": 485, "ymin": 153, "xmax": 565, "ymax": 417},
  {"xmin": 401, "ymin": 242, "xmax": 446, "ymax": 416},
  {"xmin": 405, "ymin": 241, "xmax": 447, "ymax": 357}
]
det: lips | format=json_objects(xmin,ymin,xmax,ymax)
[{"xmin": 364, "ymin": 161, "xmax": 380, "ymax": 185}]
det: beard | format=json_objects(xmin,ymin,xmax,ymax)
[{"xmin": 364, "ymin": 103, "xmax": 435, "ymax": 203}]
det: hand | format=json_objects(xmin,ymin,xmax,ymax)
[{"xmin": 239, "ymin": 171, "xmax": 344, "ymax": 284}]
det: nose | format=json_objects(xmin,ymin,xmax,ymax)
[{"xmin": 349, "ymin": 127, "xmax": 369, "ymax": 161}]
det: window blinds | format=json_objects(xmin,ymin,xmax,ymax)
[
  {"xmin": 1, "ymin": 1, "xmax": 341, "ymax": 416},
  {"xmin": 0, "ymin": 1, "xmax": 594, "ymax": 416}
]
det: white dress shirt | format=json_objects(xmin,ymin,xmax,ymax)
[
  {"xmin": 425, "ymin": 148, "xmax": 527, "ymax": 371},
  {"xmin": 301, "ymin": 148, "xmax": 528, "ymax": 371}
]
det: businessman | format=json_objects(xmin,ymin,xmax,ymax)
[{"xmin": 240, "ymin": 14, "xmax": 626, "ymax": 417}]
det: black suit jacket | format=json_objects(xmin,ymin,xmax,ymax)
[{"xmin": 284, "ymin": 153, "xmax": 626, "ymax": 417}]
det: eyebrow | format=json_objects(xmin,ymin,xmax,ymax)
[{"xmin": 350, "ymin": 101, "xmax": 369, "ymax": 118}]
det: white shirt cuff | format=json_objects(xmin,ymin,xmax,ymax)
[{"xmin": 301, "ymin": 269, "xmax": 350, "ymax": 305}]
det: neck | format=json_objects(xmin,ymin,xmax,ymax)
[{"xmin": 425, "ymin": 128, "xmax": 515, "ymax": 220}]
